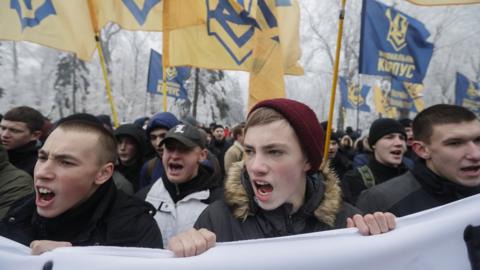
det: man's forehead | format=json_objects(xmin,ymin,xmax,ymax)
[
  {"xmin": 0, "ymin": 119, "xmax": 29, "ymax": 130},
  {"xmin": 431, "ymin": 121, "xmax": 480, "ymax": 140}
]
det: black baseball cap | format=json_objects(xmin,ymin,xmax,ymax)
[{"xmin": 160, "ymin": 124, "xmax": 206, "ymax": 149}]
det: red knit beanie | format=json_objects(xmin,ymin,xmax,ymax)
[{"xmin": 249, "ymin": 98, "xmax": 324, "ymax": 174}]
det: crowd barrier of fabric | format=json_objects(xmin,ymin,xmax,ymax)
[{"xmin": 1, "ymin": 194, "xmax": 480, "ymax": 270}]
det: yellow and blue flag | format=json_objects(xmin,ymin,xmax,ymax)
[
  {"xmin": 90, "ymin": 0, "xmax": 163, "ymax": 31},
  {"xmin": 406, "ymin": 0, "xmax": 480, "ymax": 5},
  {"xmin": 390, "ymin": 79, "xmax": 424, "ymax": 113},
  {"xmin": 0, "ymin": 0, "xmax": 96, "ymax": 61},
  {"xmin": 359, "ymin": 0, "xmax": 434, "ymax": 83},
  {"xmin": 147, "ymin": 49, "xmax": 190, "ymax": 100},
  {"xmin": 248, "ymin": 0, "xmax": 287, "ymax": 107},
  {"xmin": 167, "ymin": 0, "xmax": 302, "ymax": 76},
  {"xmin": 339, "ymin": 77, "xmax": 371, "ymax": 112},
  {"xmin": 455, "ymin": 72, "xmax": 480, "ymax": 115}
]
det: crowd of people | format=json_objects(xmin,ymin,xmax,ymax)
[{"xmin": 0, "ymin": 100, "xmax": 479, "ymax": 261}]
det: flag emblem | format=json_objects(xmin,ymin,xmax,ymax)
[
  {"xmin": 207, "ymin": 0, "xmax": 257, "ymax": 65},
  {"xmin": 10, "ymin": 0, "xmax": 56, "ymax": 30},
  {"xmin": 121, "ymin": 0, "xmax": 161, "ymax": 26},
  {"xmin": 348, "ymin": 84, "xmax": 366, "ymax": 107},
  {"xmin": 385, "ymin": 8, "xmax": 408, "ymax": 51}
]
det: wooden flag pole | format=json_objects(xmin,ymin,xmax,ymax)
[
  {"xmin": 87, "ymin": 0, "xmax": 119, "ymax": 128},
  {"xmin": 323, "ymin": 0, "xmax": 347, "ymax": 160},
  {"xmin": 162, "ymin": 0, "xmax": 170, "ymax": 112}
]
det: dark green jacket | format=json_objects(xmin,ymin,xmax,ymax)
[{"xmin": 0, "ymin": 144, "xmax": 33, "ymax": 219}]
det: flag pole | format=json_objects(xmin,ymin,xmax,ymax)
[
  {"xmin": 87, "ymin": 0, "xmax": 119, "ymax": 128},
  {"xmin": 323, "ymin": 0, "xmax": 347, "ymax": 160},
  {"xmin": 162, "ymin": 0, "xmax": 170, "ymax": 112}
]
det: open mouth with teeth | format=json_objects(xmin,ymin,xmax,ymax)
[
  {"xmin": 37, "ymin": 187, "xmax": 55, "ymax": 202},
  {"xmin": 253, "ymin": 180, "xmax": 273, "ymax": 202},
  {"xmin": 460, "ymin": 165, "xmax": 480, "ymax": 176},
  {"xmin": 390, "ymin": 150, "xmax": 402, "ymax": 156}
]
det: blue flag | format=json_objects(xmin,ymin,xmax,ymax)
[
  {"xmin": 455, "ymin": 72, "xmax": 480, "ymax": 115},
  {"xmin": 389, "ymin": 79, "xmax": 425, "ymax": 112},
  {"xmin": 147, "ymin": 49, "xmax": 190, "ymax": 100},
  {"xmin": 339, "ymin": 77, "xmax": 371, "ymax": 112},
  {"xmin": 359, "ymin": 0, "xmax": 434, "ymax": 83}
]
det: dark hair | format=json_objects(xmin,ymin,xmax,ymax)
[
  {"xmin": 3, "ymin": 106, "xmax": 44, "ymax": 132},
  {"xmin": 232, "ymin": 122, "xmax": 245, "ymax": 140},
  {"xmin": 56, "ymin": 120, "xmax": 117, "ymax": 164},
  {"xmin": 413, "ymin": 104, "xmax": 478, "ymax": 143}
]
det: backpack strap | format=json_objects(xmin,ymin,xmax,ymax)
[{"xmin": 358, "ymin": 165, "xmax": 375, "ymax": 188}]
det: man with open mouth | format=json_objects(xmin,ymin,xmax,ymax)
[
  {"xmin": 137, "ymin": 123, "xmax": 222, "ymax": 248},
  {"xmin": 357, "ymin": 104, "xmax": 480, "ymax": 217},
  {"xmin": 0, "ymin": 119, "xmax": 162, "ymax": 255},
  {"xmin": 168, "ymin": 98, "xmax": 396, "ymax": 257},
  {"xmin": 342, "ymin": 118, "xmax": 411, "ymax": 204}
]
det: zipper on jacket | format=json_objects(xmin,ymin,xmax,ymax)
[{"xmin": 175, "ymin": 184, "xmax": 180, "ymax": 196}]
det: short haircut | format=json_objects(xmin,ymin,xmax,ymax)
[
  {"xmin": 232, "ymin": 122, "xmax": 245, "ymax": 140},
  {"xmin": 413, "ymin": 104, "xmax": 478, "ymax": 143},
  {"xmin": 3, "ymin": 106, "xmax": 44, "ymax": 132},
  {"xmin": 56, "ymin": 120, "xmax": 117, "ymax": 164},
  {"xmin": 245, "ymin": 107, "xmax": 285, "ymax": 135}
]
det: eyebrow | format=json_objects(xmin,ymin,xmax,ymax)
[
  {"xmin": 38, "ymin": 150, "xmax": 81, "ymax": 163},
  {"xmin": 244, "ymin": 143, "xmax": 289, "ymax": 150}
]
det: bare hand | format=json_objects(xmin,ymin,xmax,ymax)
[
  {"xmin": 347, "ymin": 212, "xmax": 396, "ymax": 235},
  {"xmin": 30, "ymin": 240, "xmax": 72, "ymax": 255},
  {"xmin": 167, "ymin": 228, "xmax": 216, "ymax": 257}
]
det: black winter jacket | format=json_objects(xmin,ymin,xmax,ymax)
[
  {"xmin": 342, "ymin": 157, "xmax": 409, "ymax": 204},
  {"xmin": 7, "ymin": 140, "xmax": 39, "ymax": 176},
  {"xmin": 356, "ymin": 160, "xmax": 480, "ymax": 217},
  {"xmin": 114, "ymin": 124, "xmax": 148, "ymax": 192},
  {"xmin": 0, "ymin": 180, "xmax": 163, "ymax": 248},
  {"xmin": 194, "ymin": 162, "xmax": 359, "ymax": 242}
]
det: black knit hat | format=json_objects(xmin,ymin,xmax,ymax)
[
  {"xmin": 249, "ymin": 98, "xmax": 324, "ymax": 174},
  {"xmin": 368, "ymin": 118, "xmax": 406, "ymax": 147}
]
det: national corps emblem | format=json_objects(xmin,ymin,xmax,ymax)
[
  {"xmin": 11, "ymin": 0, "xmax": 57, "ymax": 30},
  {"xmin": 207, "ymin": 0, "xmax": 257, "ymax": 65},
  {"xmin": 385, "ymin": 8, "xmax": 409, "ymax": 52},
  {"xmin": 467, "ymin": 81, "xmax": 479, "ymax": 98},
  {"xmin": 347, "ymin": 84, "xmax": 365, "ymax": 107},
  {"xmin": 166, "ymin": 67, "xmax": 177, "ymax": 81}
]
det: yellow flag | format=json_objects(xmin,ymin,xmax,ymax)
[
  {"xmin": 373, "ymin": 85, "xmax": 398, "ymax": 118},
  {"xmin": 90, "ymin": 0, "xmax": 163, "ymax": 31},
  {"xmin": 248, "ymin": 0, "xmax": 285, "ymax": 108},
  {"xmin": 167, "ymin": 0, "xmax": 302, "ymax": 75},
  {"xmin": 0, "ymin": 0, "xmax": 96, "ymax": 61},
  {"xmin": 406, "ymin": 0, "xmax": 480, "ymax": 5},
  {"xmin": 404, "ymin": 81, "xmax": 425, "ymax": 112}
]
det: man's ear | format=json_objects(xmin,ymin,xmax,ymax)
[
  {"xmin": 199, "ymin": 149, "xmax": 208, "ymax": 162},
  {"xmin": 412, "ymin": 140, "xmax": 430, "ymax": 160},
  {"xmin": 31, "ymin": 130, "xmax": 42, "ymax": 141},
  {"xmin": 95, "ymin": 162, "xmax": 114, "ymax": 185},
  {"xmin": 303, "ymin": 159, "xmax": 312, "ymax": 173}
]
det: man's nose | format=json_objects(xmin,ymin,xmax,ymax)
[
  {"xmin": 34, "ymin": 160, "xmax": 54, "ymax": 180},
  {"xmin": 248, "ymin": 154, "xmax": 268, "ymax": 176}
]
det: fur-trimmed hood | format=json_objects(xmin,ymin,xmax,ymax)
[{"xmin": 224, "ymin": 161, "xmax": 343, "ymax": 227}]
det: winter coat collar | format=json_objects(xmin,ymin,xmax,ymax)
[
  {"xmin": 412, "ymin": 160, "xmax": 480, "ymax": 201},
  {"xmin": 224, "ymin": 161, "xmax": 342, "ymax": 227}
]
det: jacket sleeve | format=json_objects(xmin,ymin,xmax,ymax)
[
  {"xmin": 194, "ymin": 201, "xmax": 240, "ymax": 243},
  {"xmin": 356, "ymin": 188, "xmax": 388, "ymax": 214},
  {"xmin": 0, "ymin": 172, "xmax": 34, "ymax": 219}
]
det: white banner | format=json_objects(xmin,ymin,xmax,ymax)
[{"xmin": 2, "ymin": 194, "xmax": 480, "ymax": 270}]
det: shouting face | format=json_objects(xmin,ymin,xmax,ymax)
[{"xmin": 244, "ymin": 120, "xmax": 310, "ymax": 213}]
